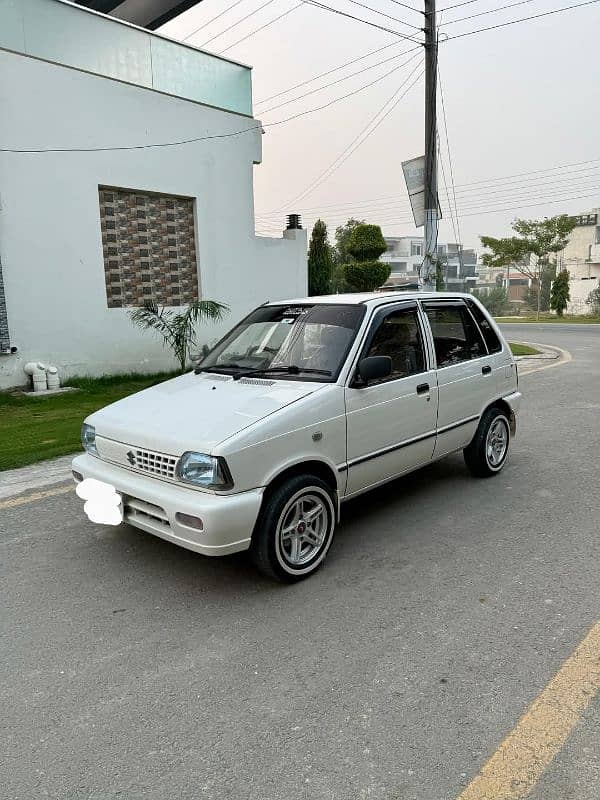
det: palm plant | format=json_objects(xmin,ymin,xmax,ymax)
[{"xmin": 129, "ymin": 299, "xmax": 228, "ymax": 371}]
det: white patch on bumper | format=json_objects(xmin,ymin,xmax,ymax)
[{"xmin": 76, "ymin": 478, "xmax": 123, "ymax": 526}]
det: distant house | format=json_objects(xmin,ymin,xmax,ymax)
[
  {"xmin": 380, "ymin": 236, "xmax": 477, "ymax": 291},
  {"xmin": 554, "ymin": 210, "xmax": 600, "ymax": 314},
  {"xmin": 0, "ymin": 0, "xmax": 307, "ymax": 389}
]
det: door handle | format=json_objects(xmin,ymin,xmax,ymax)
[
  {"xmin": 482, "ymin": 365, "xmax": 492, "ymax": 375},
  {"xmin": 416, "ymin": 383, "xmax": 430, "ymax": 395}
]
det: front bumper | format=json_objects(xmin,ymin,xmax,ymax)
[{"xmin": 72, "ymin": 453, "xmax": 263, "ymax": 556}]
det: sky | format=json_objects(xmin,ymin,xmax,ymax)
[{"xmin": 160, "ymin": 0, "xmax": 600, "ymax": 253}]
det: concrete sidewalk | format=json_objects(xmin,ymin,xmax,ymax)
[
  {"xmin": 512, "ymin": 342, "xmax": 571, "ymax": 375},
  {"xmin": 0, "ymin": 454, "xmax": 75, "ymax": 500}
]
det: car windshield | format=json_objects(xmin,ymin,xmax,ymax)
[{"xmin": 198, "ymin": 303, "xmax": 365, "ymax": 381}]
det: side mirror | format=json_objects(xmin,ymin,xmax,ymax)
[{"xmin": 356, "ymin": 355, "xmax": 392, "ymax": 386}]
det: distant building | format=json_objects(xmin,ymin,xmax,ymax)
[
  {"xmin": 380, "ymin": 236, "xmax": 477, "ymax": 291},
  {"xmin": 554, "ymin": 210, "xmax": 600, "ymax": 314},
  {"xmin": 473, "ymin": 264, "xmax": 532, "ymax": 306}
]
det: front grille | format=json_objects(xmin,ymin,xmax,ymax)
[{"xmin": 131, "ymin": 449, "xmax": 178, "ymax": 479}]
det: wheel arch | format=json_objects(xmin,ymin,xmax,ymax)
[
  {"xmin": 485, "ymin": 397, "xmax": 516, "ymax": 437},
  {"xmin": 259, "ymin": 460, "xmax": 341, "ymax": 521}
]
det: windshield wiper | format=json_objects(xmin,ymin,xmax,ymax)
[
  {"xmin": 232, "ymin": 365, "xmax": 331, "ymax": 381},
  {"xmin": 194, "ymin": 362, "xmax": 245, "ymax": 375}
]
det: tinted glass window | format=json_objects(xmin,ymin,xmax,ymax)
[
  {"xmin": 424, "ymin": 303, "xmax": 486, "ymax": 367},
  {"xmin": 365, "ymin": 307, "xmax": 425, "ymax": 382},
  {"xmin": 466, "ymin": 299, "xmax": 502, "ymax": 354}
]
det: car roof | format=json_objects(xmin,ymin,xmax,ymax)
[{"xmin": 266, "ymin": 291, "xmax": 475, "ymax": 307}]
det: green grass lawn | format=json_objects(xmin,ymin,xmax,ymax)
[
  {"xmin": 0, "ymin": 371, "xmax": 180, "ymax": 472},
  {"xmin": 497, "ymin": 314, "xmax": 600, "ymax": 324},
  {"xmin": 509, "ymin": 342, "xmax": 542, "ymax": 356}
]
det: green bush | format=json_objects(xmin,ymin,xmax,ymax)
[
  {"xmin": 471, "ymin": 286, "xmax": 509, "ymax": 316},
  {"xmin": 344, "ymin": 261, "xmax": 391, "ymax": 292},
  {"xmin": 347, "ymin": 224, "xmax": 387, "ymax": 261}
]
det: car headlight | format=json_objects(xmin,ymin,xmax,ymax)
[
  {"xmin": 81, "ymin": 423, "xmax": 98, "ymax": 455},
  {"xmin": 176, "ymin": 452, "xmax": 233, "ymax": 490}
]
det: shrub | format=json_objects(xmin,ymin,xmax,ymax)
[
  {"xmin": 347, "ymin": 224, "xmax": 387, "ymax": 262},
  {"xmin": 344, "ymin": 261, "xmax": 391, "ymax": 292},
  {"xmin": 471, "ymin": 287, "xmax": 509, "ymax": 316}
]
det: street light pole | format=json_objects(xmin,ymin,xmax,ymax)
[{"xmin": 422, "ymin": 0, "xmax": 438, "ymax": 291}]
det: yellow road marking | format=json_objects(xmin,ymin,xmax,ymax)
[
  {"xmin": 0, "ymin": 483, "xmax": 73, "ymax": 510},
  {"xmin": 458, "ymin": 620, "xmax": 600, "ymax": 800}
]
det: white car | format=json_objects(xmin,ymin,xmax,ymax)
[{"xmin": 72, "ymin": 292, "xmax": 521, "ymax": 582}]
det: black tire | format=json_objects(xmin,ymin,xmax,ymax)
[
  {"xmin": 463, "ymin": 406, "xmax": 511, "ymax": 478},
  {"xmin": 250, "ymin": 475, "xmax": 336, "ymax": 583}
]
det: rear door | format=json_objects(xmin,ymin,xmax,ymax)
[
  {"xmin": 344, "ymin": 302, "xmax": 438, "ymax": 496},
  {"xmin": 421, "ymin": 300, "xmax": 494, "ymax": 458}
]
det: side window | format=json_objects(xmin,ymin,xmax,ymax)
[
  {"xmin": 466, "ymin": 299, "xmax": 502, "ymax": 354},
  {"xmin": 424, "ymin": 303, "xmax": 486, "ymax": 368},
  {"xmin": 365, "ymin": 307, "xmax": 426, "ymax": 383}
]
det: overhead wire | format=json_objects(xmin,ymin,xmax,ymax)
[
  {"xmin": 199, "ymin": 0, "xmax": 280, "ymax": 47},
  {"xmin": 217, "ymin": 3, "xmax": 303, "ymax": 52},
  {"xmin": 300, "ymin": 0, "xmax": 424, "ymax": 42},
  {"xmin": 182, "ymin": 0, "xmax": 248, "ymax": 42},
  {"xmin": 443, "ymin": 0, "xmax": 600, "ymax": 41},
  {"xmin": 268, "ymin": 58, "xmax": 425, "ymax": 211}
]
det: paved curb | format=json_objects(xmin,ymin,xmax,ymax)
[{"xmin": 511, "ymin": 342, "xmax": 572, "ymax": 375}]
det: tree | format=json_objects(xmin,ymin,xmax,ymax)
[
  {"xmin": 480, "ymin": 214, "xmax": 576, "ymax": 320},
  {"xmin": 308, "ymin": 219, "xmax": 333, "ymax": 295},
  {"xmin": 129, "ymin": 299, "xmax": 228, "ymax": 371},
  {"xmin": 333, "ymin": 218, "xmax": 365, "ymax": 264},
  {"xmin": 471, "ymin": 287, "xmax": 509, "ymax": 316},
  {"xmin": 586, "ymin": 286, "xmax": 600, "ymax": 315},
  {"xmin": 342, "ymin": 224, "xmax": 390, "ymax": 292},
  {"xmin": 523, "ymin": 264, "xmax": 555, "ymax": 312},
  {"xmin": 550, "ymin": 269, "xmax": 570, "ymax": 316}
]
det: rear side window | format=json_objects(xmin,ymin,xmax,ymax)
[
  {"xmin": 423, "ymin": 302, "xmax": 486, "ymax": 368},
  {"xmin": 365, "ymin": 307, "xmax": 426, "ymax": 383},
  {"xmin": 466, "ymin": 299, "xmax": 502, "ymax": 354}
]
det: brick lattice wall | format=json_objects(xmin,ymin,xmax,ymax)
[
  {"xmin": 0, "ymin": 256, "xmax": 11, "ymax": 351},
  {"xmin": 99, "ymin": 187, "xmax": 199, "ymax": 308}
]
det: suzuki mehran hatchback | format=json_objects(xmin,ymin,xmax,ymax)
[{"xmin": 73, "ymin": 293, "xmax": 521, "ymax": 582}]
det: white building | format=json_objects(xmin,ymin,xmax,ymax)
[
  {"xmin": 554, "ymin": 210, "xmax": 600, "ymax": 314},
  {"xmin": 0, "ymin": 0, "xmax": 307, "ymax": 390},
  {"xmin": 381, "ymin": 236, "xmax": 477, "ymax": 291}
]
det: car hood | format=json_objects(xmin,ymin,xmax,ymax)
[{"xmin": 88, "ymin": 371, "xmax": 323, "ymax": 455}]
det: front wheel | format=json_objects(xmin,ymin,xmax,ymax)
[
  {"xmin": 250, "ymin": 475, "xmax": 336, "ymax": 582},
  {"xmin": 463, "ymin": 407, "xmax": 511, "ymax": 478}
]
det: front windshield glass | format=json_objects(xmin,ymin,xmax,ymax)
[{"xmin": 199, "ymin": 304, "xmax": 365, "ymax": 381}]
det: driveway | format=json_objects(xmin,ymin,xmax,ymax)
[{"xmin": 1, "ymin": 324, "xmax": 599, "ymax": 800}]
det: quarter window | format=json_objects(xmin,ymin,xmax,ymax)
[
  {"xmin": 364, "ymin": 307, "xmax": 426, "ymax": 382},
  {"xmin": 466, "ymin": 299, "xmax": 502, "ymax": 354},
  {"xmin": 424, "ymin": 303, "xmax": 486, "ymax": 367}
]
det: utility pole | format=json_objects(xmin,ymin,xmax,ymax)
[{"xmin": 422, "ymin": 0, "xmax": 438, "ymax": 291}]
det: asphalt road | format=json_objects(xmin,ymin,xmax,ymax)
[{"xmin": 2, "ymin": 324, "xmax": 599, "ymax": 800}]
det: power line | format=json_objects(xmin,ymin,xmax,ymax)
[
  {"xmin": 218, "ymin": 3, "xmax": 302, "ymax": 52},
  {"xmin": 439, "ymin": 0, "xmax": 538, "ymax": 27},
  {"xmin": 257, "ymin": 49, "xmax": 422, "ymax": 114},
  {"xmin": 437, "ymin": 0, "xmax": 489, "ymax": 12},
  {"xmin": 270, "ymin": 61, "xmax": 424, "ymax": 211},
  {"xmin": 182, "ymin": 0, "xmax": 248, "ymax": 42},
  {"xmin": 275, "ymin": 158, "xmax": 600, "ymax": 212},
  {"xmin": 444, "ymin": 0, "xmax": 600, "ymax": 40},
  {"xmin": 301, "ymin": 0, "xmax": 424, "ymax": 42},
  {"xmin": 344, "ymin": 0, "xmax": 424, "ymax": 31},
  {"xmin": 437, "ymin": 62, "xmax": 463, "ymax": 253},
  {"xmin": 388, "ymin": 0, "xmax": 423, "ymax": 14},
  {"xmin": 255, "ymin": 40, "xmax": 414, "ymax": 106},
  {"xmin": 200, "ymin": 0, "xmax": 279, "ymax": 47}
]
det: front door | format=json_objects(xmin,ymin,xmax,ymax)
[{"xmin": 344, "ymin": 302, "xmax": 438, "ymax": 497}]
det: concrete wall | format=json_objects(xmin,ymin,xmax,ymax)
[{"xmin": 0, "ymin": 49, "xmax": 307, "ymax": 389}]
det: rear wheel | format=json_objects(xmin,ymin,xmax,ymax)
[
  {"xmin": 463, "ymin": 406, "xmax": 510, "ymax": 478},
  {"xmin": 250, "ymin": 475, "xmax": 336, "ymax": 582}
]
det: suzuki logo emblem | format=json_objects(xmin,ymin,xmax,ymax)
[{"xmin": 126, "ymin": 450, "xmax": 136, "ymax": 466}]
